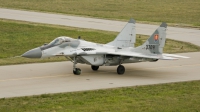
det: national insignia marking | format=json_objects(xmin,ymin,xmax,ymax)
[{"xmin": 154, "ymin": 34, "xmax": 159, "ymax": 42}]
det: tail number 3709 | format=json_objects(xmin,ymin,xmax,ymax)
[{"xmin": 146, "ymin": 45, "xmax": 155, "ymax": 50}]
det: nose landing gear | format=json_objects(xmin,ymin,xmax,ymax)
[
  {"xmin": 73, "ymin": 56, "xmax": 81, "ymax": 75},
  {"xmin": 73, "ymin": 68, "xmax": 81, "ymax": 75}
]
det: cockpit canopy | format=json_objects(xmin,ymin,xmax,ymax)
[
  {"xmin": 40, "ymin": 36, "xmax": 74, "ymax": 50},
  {"xmin": 48, "ymin": 36, "xmax": 73, "ymax": 46}
]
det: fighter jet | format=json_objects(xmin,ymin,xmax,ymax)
[{"xmin": 22, "ymin": 19, "xmax": 189, "ymax": 75}]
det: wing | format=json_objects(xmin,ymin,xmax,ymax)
[
  {"xmin": 107, "ymin": 51, "xmax": 190, "ymax": 60},
  {"xmin": 107, "ymin": 51, "xmax": 160, "ymax": 59},
  {"xmin": 55, "ymin": 46, "xmax": 189, "ymax": 60}
]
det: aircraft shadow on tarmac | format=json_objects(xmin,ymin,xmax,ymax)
[{"xmin": 75, "ymin": 65, "xmax": 173, "ymax": 79}]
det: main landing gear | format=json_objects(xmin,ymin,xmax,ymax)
[
  {"xmin": 72, "ymin": 56, "xmax": 125, "ymax": 75},
  {"xmin": 117, "ymin": 56, "xmax": 125, "ymax": 75},
  {"xmin": 91, "ymin": 65, "xmax": 125, "ymax": 75},
  {"xmin": 117, "ymin": 65, "xmax": 125, "ymax": 75},
  {"xmin": 73, "ymin": 56, "xmax": 81, "ymax": 75},
  {"xmin": 91, "ymin": 65, "xmax": 99, "ymax": 71}
]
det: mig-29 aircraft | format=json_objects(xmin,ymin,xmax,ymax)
[{"xmin": 22, "ymin": 19, "xmax": 189, "ymax": 75}]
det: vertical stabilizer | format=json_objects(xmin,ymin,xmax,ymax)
[
  {"xmin": 132, "ymin": 22, "xmax": 167, "ymax": 55},
  {"xmin": 107, "ymin": 19, "xmax": 136, "ymax": 48}
]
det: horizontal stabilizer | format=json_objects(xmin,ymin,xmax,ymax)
[
  {"xmin": 163, "ymin": 53, "xmax": 190, "ymax": 59},
  {"xmin": 159, "ymin": 56, "xmax": 178, "ymax": 60}
]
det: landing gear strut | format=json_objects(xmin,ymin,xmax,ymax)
[
  {"xmin": 117, "ymin": 65, "xmax": 125, "ymax": 75},
  {"xmin": 91, "ymin": 65, "xmax": 99, "ymax": 71},
  {"xmin": 73, "ymin": 56, "xmax": 81, "ymax": 75}
]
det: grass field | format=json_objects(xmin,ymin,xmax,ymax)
[
  {"xmin": 0, "ymin": 19, "xmax": 200, "ymax": 65},
  {"xmin": 0, "ymin": 80, "xmax": 199, "ymax": 111},
  {"xmin": 0, "ymin": 0, "xmax": 200, "ymax": 27},
  {"xmin": 0, "ymin": 1, "xmax": 200, "ymax": 111}
]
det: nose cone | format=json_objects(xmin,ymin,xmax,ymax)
[{"xmin": 22, "ymin": 47, "xmax": 42, "ymax": 58}]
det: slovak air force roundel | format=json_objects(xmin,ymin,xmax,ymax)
[{"xmin": 154, "ymin": 34, "xmax": 159, "ymax": 43}]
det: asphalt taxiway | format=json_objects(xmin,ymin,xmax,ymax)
[
  {"xmin": 0, "ymin": 52, "xmax": 200, "ymax": 98},
  {"xmin": 0, "ymin": 8, "xmax": 200, "ymax": 98},
  {"xmin": 0, "ymin": 8, "xmax": 200, "ymax": 46}
]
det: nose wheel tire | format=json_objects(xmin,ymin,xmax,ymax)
[
  {"xmin": 73, "ymin": 68, "xmax": 81, "ymax": 75},
  {"xmin": 91, "ymin": 66, "xmax": 99, "ymax": 71},
  {"xmin": 117, "ymin": 65, "xmax": 125, "ymax": 75}
]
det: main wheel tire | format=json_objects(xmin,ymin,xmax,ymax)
[
  {"xmin": 73, "ymin": 68, "xmax": 81, "ymax": 75},
  {"xmin": 91, "ymin": 65, "xmax": 99, "ymax": 71},
  {"xmin": 73, "ymin": 70, "xmax": 76, "ymax": 74},
  {"xmin": 117, "ymin": 65, "xmax": 125, "ymax": 75}
]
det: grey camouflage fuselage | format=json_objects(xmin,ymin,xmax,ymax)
[{"xmin": 22, "ymin": 19, "xmax": 189, "ymax": 75}]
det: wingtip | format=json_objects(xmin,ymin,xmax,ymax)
[
  {"xmin": 128, "ymin": 18, "xmax": 136, "ymax": 24},
  {"xmin": 160, "ymin": 22, "xmax": 167, "ymax": 28}
]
